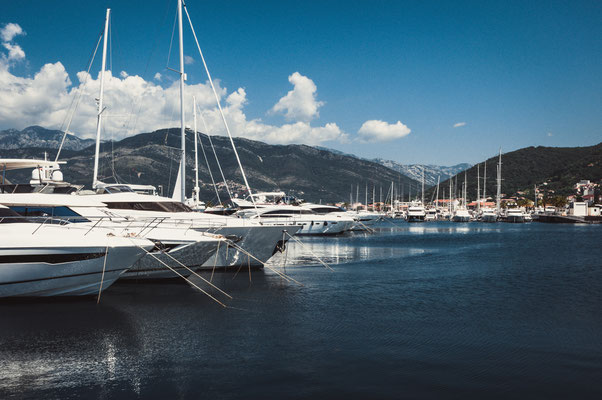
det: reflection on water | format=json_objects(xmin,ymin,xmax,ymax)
[{"xmin": 1, "ymin": 221, "xmax": 601, "ymax": 399}]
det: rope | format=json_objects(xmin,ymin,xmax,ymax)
[
  {"xmin": 96, "ymin": 244, "xmax": 110, "ymax": 304},
  {"xmin": 134, "ymin": 242, "xmax": 227, "ymax": 307},
  {"xmin": 160, "ymin": 246, "xmax": 232, "ymax": 299},
  {"xmin": 224, "ymin": 239, "xmax": 303, "ymax": 286},
  {"xmin": 283, "ymin": 231, "xmax": 334, "ymax": 271}
]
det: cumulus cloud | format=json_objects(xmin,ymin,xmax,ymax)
[
  {"xmin": 184, "ymin": 55, "xmax": 194, "ymax": 65},
  {"xmin": 1, "ymin": 23, "xmax": 26, "ymax": 63},
  {"xmin": 453, "ymin": 122, "xmax": 466, "ymax": 128},
  {"xmin": 0, "ymin": 27, "xmax": 349, "ymax": 146},
  {"xmin": 0, "ymin": 23, "xmax": 24, "ymax": 42},
  {"xmin": 357, "ymin": 120, "xmax": 411, "ymax": 142},
  {"xmin": 270, "ymin": 72, "xmax": 324, "ymax": 122}
]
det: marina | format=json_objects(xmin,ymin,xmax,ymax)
[{"xmin": 1, "ymin": 0, "xmax": 601, "ymax": 398}]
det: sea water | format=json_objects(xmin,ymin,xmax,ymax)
[{"xmin": 1, "ymin": 222, "xmax": 601, "ymax": 399}]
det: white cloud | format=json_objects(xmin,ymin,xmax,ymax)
[
  {"xmin": 2, "ymin": 42, "xmax": 25, "ymax": 61},
  {"xmin": 184, "ymin": 55, "xmax": 194, "ymax": 65},
  {"xmin": 0, "ymin": 30, "xmax": 347, "ymax": 146},
  {"xmin": 453, "ymin": 122, "xmax": 466, "ymax": 128},
  {"xmin": 270, "ymin": 72, "xmax": 324, "ymax": 122},
  {"xmin": 357, "ymin": 120, "xmax": 411, "ymax": 142},
  {"xmin": 1, "ymin": 23, "xmax": 26, "ymax": 64},
  {"xmin": 0, "ymin": 23, "xmax": 24, "ymax": 42}
]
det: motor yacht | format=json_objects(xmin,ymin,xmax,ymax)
[
  {"xmin": 0, "ymin": 205, "xmax": 153, "ymax": 297},
  {"xmin": 406, "ymin": 202, "xmax": 426, "ymax": 222}
]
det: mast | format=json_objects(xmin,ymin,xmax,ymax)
[
  {"xmin": 496, "ymin": 148, "xmax": 502, "ymax": 212},
  {"xmin": 477, "ymin": 163, "xmax": 480, "ymax": 210},
  {"xmin": 483, "ymin": 161, "xmax": 487, "ymax": 203},
  {"xmin": 421, "ymin": 166, "xmax": 425, "ymax": 205},
  {"xmin": 92, "ymin": 8, "xmax": 110, "ymax": 189},
  {"xmin": 449, "ymin": 177, "xmax": 454, "ymax": 214},
  {"xmin": 192, "ymin": 96, "xmax": 199, "ymax": 206},
  {"xmin": 372, "ymin": 185, "xmax": 375, "ymax": 212},
  {"xmin": 356, "ymin": 184, "xmax": 359, "ymax": 211},
  {"xmin": 464, "ymin": 171, "xmax": 467, "ymax": 208},
  {"xmin": 365, "ymin": 183, "xmax": 368, "ymax": 211},
  {"xmin": 435, "ymin": 176, "xmax": 440, "ymax": 209},
  {"xmin": 177, "ymin": 0, "xmax": 186, "ymax": 202}
]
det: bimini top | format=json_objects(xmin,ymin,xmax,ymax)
[{"xmin": 0, "ymin": 159, "xmax": 66, "ymax": 171}]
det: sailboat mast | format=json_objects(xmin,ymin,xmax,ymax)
[
  {"xmin": 496, "ymin": 148, "xmax": 502, "ymax": 212},
  {"xmin": 177, "ymin": 0, "xmax": 186, "ymax": 202},
  {"xmin": 193, "ymin": 96, "xmax": 199, "ymax": 206},
  {"xmin": 435, "ymin": 176, "xmax": 440, "ymax": 209},
  {"xmin": 483, "ymin": 161, "xmax": 487, "ymax": 202},
  {"xmin": 421, "ymin": 167, "xmax": 425, "ymax": 205},
  {"xmin": 92, "ymin": 8, "xmax": 110, "ymax": 189},
  {"xmin": 477, "ymin": 163, "xmax": 480, "ymax": 210}
]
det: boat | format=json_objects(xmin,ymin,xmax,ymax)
[
  {"xmin": 406, "ymin": 202, "xmax": 426, "ymax": 222},
  {"xmin": 425, "ymin": 208, "xmax": 437, "ymax": 221},
  {"xmin": 0, "ymin": 191, "xmax": 225, "ymax": 279},
  {"xmin": 479, "ymin": 208, "xmax": 498, "ymax": 222},
  {"xmin": 0, "ymin": 205, "xmax": 153, "ymax": 297},
  {"xmin": 452, "ymin": 208, "xmax": 471, "ymax": 222},
  {"xmin": 503, "ymin": 208, "xmax": 525, "ymax": 223}
]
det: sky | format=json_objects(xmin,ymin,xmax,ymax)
[{"xmin": 1, "ymin": 0, "xmax": 600, "ymax": 165}]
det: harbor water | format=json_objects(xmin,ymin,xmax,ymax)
[{"xmin": 1, "ymin": 222, "xmax": 601, "ymax": 399}]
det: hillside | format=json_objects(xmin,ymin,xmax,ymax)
[
  {"xmin": 0, "ymin": 126, "xmax": 94, "ymax": 151},
  {"xmin": 0, "ymin": 128, "xmax": 418, "ymax": 204},
  {"xmin": 426, "ymin": 143, "xmax": 602, "ymax": 201}
]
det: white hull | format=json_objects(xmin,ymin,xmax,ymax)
[
  {"xmin": 121, "ymin": 239, "xmax": 220, "ymax": 280},
  {"xmin": 0, "ymin": 224, "xmax": 152, "ymax": 297},
  {"xmin": 198, "ymin": 224, "xmax": 301, "ymax": 269}
]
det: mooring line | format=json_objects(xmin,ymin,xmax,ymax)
[
  {"xmin": 283, "ymin": 231, "xmax": 334, "ymax": 272},
  {"xmin": 96, "ymin": 244, "xmax": 110, "ymax": 304},
  {"xmin": 132, "ymin": 241, "xmax": 227, "ymax": 307}
]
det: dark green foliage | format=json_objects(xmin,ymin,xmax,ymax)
[{"xmin": 427, "ymin": 143, "xmax": 602, "ymax": 200}]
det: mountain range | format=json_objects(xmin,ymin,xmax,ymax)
[
  {"xmin": 0, "ymin": 127, "xmax": 418, "ymax": 204},
  {"xmin": 314, "ymin": 146, "xmax": 471, "ymax": 187},
  {"xmin": 0, "ymin": 126, "xmax": 94, "ymax": 151}
]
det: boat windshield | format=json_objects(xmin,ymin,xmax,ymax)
[
  {"xmin": 0, "ymin": 207, "xmax": 31, "ymax": 224},
  {"xmin": 105, "ymin": 201, "xmax": 193, "ymax": 213}
]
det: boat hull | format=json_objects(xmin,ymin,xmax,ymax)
[
  {"xmin": 198, "ymin": 224, "xmax": 301, "ymax": 270},
  {"xmin": 0, "ymin": 245, "xmax": 147, "ymax": 297}
]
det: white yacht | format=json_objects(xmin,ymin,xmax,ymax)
[
  {"xmin": 406, "ymin": 202, "xmax": 426, "ymax": 222},
  {"xmin": 503, "ymin": 208, "xmax": 525, "ymax": 223},
  {"xmin": 479, "ymin": 208, "xmax": 498, "ymax": 222},
  {"xmin": 0, "ymin": 205, "xmax": 153, "ymax": 297},
  {"xmin": 0, "ymin": 192, "xmax": 224, "ymax": 280},
  {"xmin": 89, "ymin": 189, "xmax": 301, "ymax": 268},
  {"xmin": 452, "ymin": 208, "xmax": 471, "ymax": 222},
  {"xmin": 236, "ymin": 205, "xmax": 350, "ymax": 235},
  {"xmin": 425, "ymin": 208, "xmax": 438, "ymax": 221}
]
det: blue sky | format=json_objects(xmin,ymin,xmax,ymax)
[{"xmin": 1, "ymin": 0, "xmax": 600, "ymax": 165}]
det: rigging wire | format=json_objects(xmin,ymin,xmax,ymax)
[
  {"xmin": 183, "ymin": 3, "xmax": 258, "ymax": 212},
  {"xmin": 198, "ymin": 110, "xmax": 232, "ymax": 203},
  {"xmin": 55, "ymin": 29, "xmax": 104, "ymax": 161}
]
